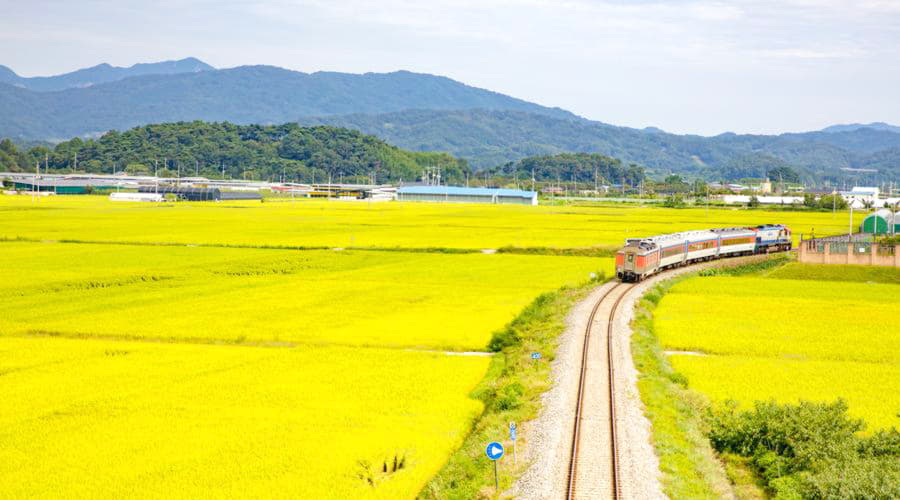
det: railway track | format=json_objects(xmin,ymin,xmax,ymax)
[{"xmin": 565, "ymin": 281, "xmax": 633, "ymax": 500}]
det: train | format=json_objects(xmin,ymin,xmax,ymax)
[{"xmin": 615, "ymin": 224, "xmax": 792, "ymax": 282}]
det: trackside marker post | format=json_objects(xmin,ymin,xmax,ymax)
[
  {"xmin": 486, "ymin": 441, "xmax": 504, "ymax": 491},
  {"xmin": 510, "ymin": 422, "xmax": 517, "ymax": 465}
]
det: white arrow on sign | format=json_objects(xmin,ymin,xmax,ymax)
[{"xmin": 490, "ymin": 445, "xmax": 501, "ymax": 455}]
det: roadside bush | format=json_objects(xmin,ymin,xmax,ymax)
[
  {"xmin": 663, "ymin": 194, "xmax": 687, "ymax": 208},
  {"xmin": 707, "ymin": 399, "xmax": 900, "ymax": 498},
  {"xmin": 488, "ymin": 292, "xmax": 555, "ymax": 352}
]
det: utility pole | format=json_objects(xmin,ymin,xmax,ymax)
[
  {"xmin": 849, "ymin": 202, "xmax": 854, "ymax": 236},
  {"xmin": 33, "ymin": 161, "xmax": 38, "ymax": 202}
]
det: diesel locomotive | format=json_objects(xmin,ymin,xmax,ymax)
[{"xmin": 615, "ymin": 224, "xmax": 792, "ymax": 282}]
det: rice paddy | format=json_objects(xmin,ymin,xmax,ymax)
[
  {"xmin": 0, "ymin": 336, "xmax": 488, "ymax": 498},
  {"xmin": 0, "ymin": 195, "xmax": 861, "ymax": 250},
  {"xmin": 657, "ymin": 263, "xmax": 900, "ymax": 431},
  {"xmin": 0, "ymin": 194, "xmax": 881, "ymax": 497},
  {"xmin": 0, "ymin": 242, "xmax": 605, "ymax": 351}
]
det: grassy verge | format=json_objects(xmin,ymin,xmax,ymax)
[
  {"xmin": 419, "ymin": 274, "xmax": 606, "ymax": 499},
  {"xmin": 631, "ymin": 279, "xmax": 735, "ymax": 498}
]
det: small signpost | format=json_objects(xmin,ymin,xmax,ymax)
[
  {"xmin": 509, "ymin": 422, "xmax": 517, "ymax": 465},
  {"xmin": 531, "ymin": 352, "xmax": 541, "ymax": 360},
  {"xmin": 486, "ymin": 441, "xmax": 504, "ymax": 490}
]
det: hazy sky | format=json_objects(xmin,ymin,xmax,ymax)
[{"xmin": 2, "ymin": 0, "xmax": 898, "ymax": 135}]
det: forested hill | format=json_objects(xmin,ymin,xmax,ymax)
[
  {"xmin": 0, "ymin": 65, "xmax": 576, "ymax": 140},
  {"xmin": 300, "ymin": 109, "xmax": 900, "ymax": 183},
  {"xmin": 0, "ymin": 122, "xmax": 470, "ymax": 184}
]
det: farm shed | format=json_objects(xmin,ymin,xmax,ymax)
[
  {"xmin": 138, "ymin": 185, "xmax": 220, "ymax": 201},
  {"xmin": 397, "ymin": 186, "xmax": 538, "ymax": 205},
  {"xmin": 860, "ymin": 209, "xmax": 898, "ymax": 235},
  {"xmin": 220, "ymin": 192, "xmax": 263, "ymax": 201},
  {"xmin": 109, "ymin": 192, "xmax": 165, "ymax": 202},
  {"xmin": 13, "ymin": 179, "xmax": 118, "ymax": 194}
]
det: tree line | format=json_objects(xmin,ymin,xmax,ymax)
[{"xmin": 0, "ymin": 122, "xmax": 470, "ymax": 184}]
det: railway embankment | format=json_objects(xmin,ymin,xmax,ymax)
[{"xmin": 512, "ymin": 254, "xmax": 773, "ymax": 499}]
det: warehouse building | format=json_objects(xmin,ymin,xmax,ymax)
[
  {"xmin": 11, "ymin": 178, "xmax": 120, "ymax": 194},
  {"xmin": 137, "ymin": 185, "xmax": 262, "ymax": 201},
  {"xmin": 861, "ymin": 208, "xmax": 899, "ymax": 235},
  {"xmin": 397, "ymin": 186, "xmax": 538, "ymax": 205}
]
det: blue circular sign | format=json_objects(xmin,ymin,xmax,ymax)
[{"xmin": 486, "ymin": 441, "xmax": 504, "ymax": 460}]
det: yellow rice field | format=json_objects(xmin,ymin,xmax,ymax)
[
  {"xmin": 0, "ymin": 336, "xmax": 488, "ymax": 498},
  {"xmin": 0, "ymin": 194, "xmax": 879, "ymax": 497},
  {"xmin": 0, "ymin": 195, "xmax": 861, "ymax": 250},
  {"xmin": 0, "ymin": 242, "xmax": 605, "ymax": 351},
  {"xmin": 658, "ymin": 265, "xmax": 900, "ymax": 431}
]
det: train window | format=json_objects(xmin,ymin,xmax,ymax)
[{"xmin": 627, "ymin": 254, "xmax": 634, "ymax": 263}]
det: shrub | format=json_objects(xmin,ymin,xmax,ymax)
[
  {"xmin": 706, "ymin": 399, "xmax": 899, "ymax": 498},
  {"xmin": 663, "ymin": 194, "xmax": 687, "ymax": 208}
]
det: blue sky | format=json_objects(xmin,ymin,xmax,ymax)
[{"xmin": 1, "ymin": 0, "xmax": 898, "ymax": 135}]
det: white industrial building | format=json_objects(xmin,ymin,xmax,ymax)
[{"xmin": 397, "ymin": 186, "xmax": 538, "ymax": 205}]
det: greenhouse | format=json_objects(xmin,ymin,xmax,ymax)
[{"xmin": 860, "ymin": 208, "xmax": 899, "ymax": 235}]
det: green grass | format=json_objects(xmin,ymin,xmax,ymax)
[
  {"xmin": 720, "ymin": 453, "xmax": 767, "ymax": 500},
  {"xmin": 631, "ymin": 280, "xmax": 734, "ymax": 499},
  {"xmin": 420, "ymin": 277, "xmax": 602, "ymax": 498}
]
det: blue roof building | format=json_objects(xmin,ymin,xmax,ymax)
[{"xmin": 397, "ymin": 186, "xmax": 538, "ymax": 205}]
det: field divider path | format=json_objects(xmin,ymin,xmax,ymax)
[{"xmin": 13, "ymin": 330, "xmax": 495, "ymax": 356}]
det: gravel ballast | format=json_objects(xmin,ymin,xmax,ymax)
[{"xmin": 512, "ymin": 256, "xmax": 768, "ymax": 499}]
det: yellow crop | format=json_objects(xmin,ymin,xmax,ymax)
[
  {"xmin": 0, "ymin": 336, "xmax": 488, "ymax": 498},
  {"xmin": 0, "ymin": 242, "xmax": 605, "ymax": 351},
  {"xmin": 656, "ymin": 271, "xmax": 900, "ymax": 431},
  {"xmin": 0, "ymin": 194, "xmax": 878, "ymax": 497},
  {"xmin": 670, "ymin": 354, "xmax": 899, "ymax": 431},
  {"xmin": 0, "ymin": 195, "xmax": 862, "ymax": 250}
]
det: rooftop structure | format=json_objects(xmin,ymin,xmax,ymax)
[{"xmin": 397, "ymin": 186, "xmax": 538, "ymax": 205}]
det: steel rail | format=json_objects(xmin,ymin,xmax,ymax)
[{"xmin": 565, "ymin": 282, "xmax": 629, "ymax": 500}]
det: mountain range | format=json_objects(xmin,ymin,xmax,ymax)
[
  {"xmin": 1, "ymin": 57, "xmax": 898, "ymax": 182},
  {"xmin": 0, "ymin": 57, "xmax": 213, "ymax": 92}
]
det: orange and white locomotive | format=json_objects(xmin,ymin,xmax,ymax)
[{"xmin": 615, "ymin": 224, "xmax": 791, "ymax": 282}]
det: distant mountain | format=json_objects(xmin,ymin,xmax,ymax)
[
  {"xmin": 0, "ymin": 57, "xmax": 213, "ymax": 92},
  {"xmin": 820, "ymin": 122, "xmax": 900, "ymax": 134},
  {"xmin": 1, "ymin": 59, "xmax": 898, "ymax": 183},
  {"xmin": 0, "ymin": 65, "xmax": 577, "ymax": 140},
  {"xmin": 300, "ymin": 109, "xmax": 900, "ymax": 181}
]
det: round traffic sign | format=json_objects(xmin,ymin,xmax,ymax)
[{"xmin": 486, "ymin": 441, "xmax": 504, "ymax": 460}]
